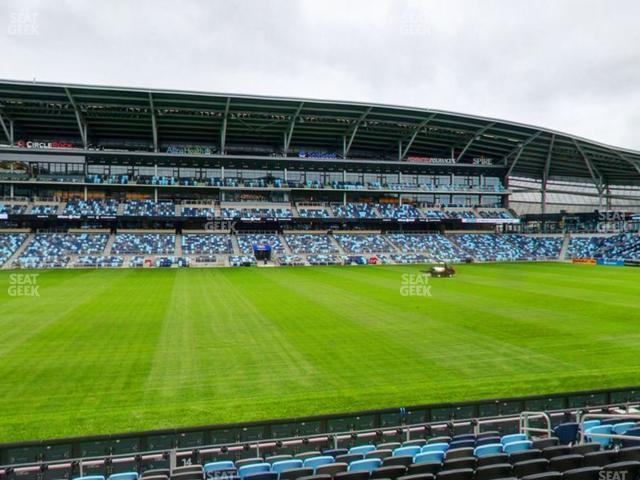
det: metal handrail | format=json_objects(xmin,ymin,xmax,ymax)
[
  {"xmin": 578, "ymin": 412, "xmax": 640, "ymax": 443},
  {"xmin": 519, "ymin": 411, "xmax": 552, "ymax": 438}
]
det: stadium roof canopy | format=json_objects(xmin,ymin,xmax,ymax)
[{"xmin": 1, "ymin": 79, "xmax": 640, "ymax": 186}]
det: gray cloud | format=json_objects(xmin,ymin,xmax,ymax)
[{"xmin": 1, "ymin": 0, "xmax": 639, "ymax": 149}]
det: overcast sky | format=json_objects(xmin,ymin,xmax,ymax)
[{"xmin": 1, "ymin": 0, "xmax": 639, "ymax": 150}]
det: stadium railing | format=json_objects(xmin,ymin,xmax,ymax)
[{"xmin": 2, "ymin": 386, "xmax": 640, "ymax": 474}]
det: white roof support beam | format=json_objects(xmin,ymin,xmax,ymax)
[
  {"xmin": 400, "ymin": 113, "xmax": 437, "ymax": 160},
  {"xmin": 283, "ymin": 102, "xmax": 304, "ymax": 153},
  {"xmin": 220, "ymin": 97, "xmax": 231, "ymax": 154},
  {"xmin": 505, "ymin": 131, "xmax": 543, "ymax": 177},
  {"xmin": 455, "ymin": 122, "xmax": 495, "ymax": 162},
  {"xmin": 573, "ymin": 139, "xmax": 603, "ymax": 194},
  {"xmin": 0, "ymin": 109, "xmax": 12, "ymax": 144},
  {"xmin": 148, "ymin": 93, "xmax": 158, "ymax": 153},
  {"xmin": 344, "ymin": 107, "xmax": 372, "ymax": 157},
  {"xmin": 542, "ymin": 134, "xmax": 555, "ymax": 191},
  {"xmin": 64, "ymin": 88, "xmax": 87, "ymax": 149}
]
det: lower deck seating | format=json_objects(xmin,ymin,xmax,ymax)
[
  {"xmin": 74, "ymin": 256, "xmax": 124, "ymax": 268},
  {"xmin": 237, "ymin": 234, "xmax": 285, "ymax": 255},
  {"xmin": 452, "ymin": 234, "xmax": 561, "ymax": 261},
  {"xmin": 0, "ymin": 233, "xmax": 28, "ymax": 266},
  {"xmin": 182, "ymin": 234, "xmax": 232, "ymax": 254},
  {"xmin": 15, "ymin": 233, "xmax": 109, "ymax": 268},
  {"xmin": 111, "ymin": 234, "xmax": 176, "ymax": 255},
  {"xmin": 285, "ymin": 234, "xmax": 338, "ymax": 254},
  {"xmin": 334, "ymin": 234, "xmax": 392, "ymax": 253}
]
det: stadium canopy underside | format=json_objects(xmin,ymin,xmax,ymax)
[{"xmin": 1, "ymin": 79, "xmax": 640, "ymax": 190}]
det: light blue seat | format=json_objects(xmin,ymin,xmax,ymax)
[
  {"xmin": 582, "ymin": 420, "xmax": 601, "ymax": 431},
  {"xmin": 302, "ymin": 456, "xmax": 334, "ymax": 470},
  {"xmin": 349, "ymin": 445, "xmax": 376, "ymax": 455},
  {"xmin": 501, "ymin": 433, "xmax": 527, "ymax": 446},
  {"xmin": 474, "ymin": 444, "xmax": 503, "ymax": 458},
  {"xmin": 413, "ymin": 451, "xmax": 445, "ymax": 464},
  {"xmin": 613, "ymin": 422, "xmax": 636, "ymax": 435},
  {"xmin": 108, "ymin": 474, "xmax": 138, "ymax": 480},
  {"xmin": 421, "ymin": 443, "xmax": 449, "ymax": 454},
  {"xmin": 204, "ymin": 461, "xmax": 236, "ymax": 475},
  {"xmin": 271, "ymin": 460, "xmax": 303, "ymax": 474},
  {"xmin": 503, "ymin": 440, "xmax": 532, "ymax": 454},
  {"xmin": 586, "ymin": 425, "xmax": 613, "ymax": 448},
  {"xmin": 238, "ymin": 463, "xmax": 270, "ymax": 478},
  {"xmin": 75, "ymin": 477, "xmax": 105, "ymax": 480},
  {"xmin": 394, "ymin": 446, "xmax": 421, "ymax": 457},
  {"xmin": 347, "ymin": 459, "xmax": 382, "ymax": 473}
]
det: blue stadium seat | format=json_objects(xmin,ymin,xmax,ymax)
[
  {"xmin": 581, "ymin": 420, "xmax": 601, "ymax": 431},
  {"xmin": 271, "ymin": 460, "xmax": 304, "ymax": 474},
  {"xmin": 501, "ymin": 434, "xmax": 527, "ymax": 446},
  {"xmin": 474, "ymin": 444, "xmax": 503, "ymax": 458},
  {"xmin": 347, "ymin": 459, "xmax": 382, "ymax": 473},
  {"xmin": 349, "ymin": 445, "xmax": 376, "ymax": 456},
  {"xmin": 108, "ymin": 473, "xmax": 138, "ymax": 480},
  {"xmin": 585, "ymin": 425, "xmax": 613, "ymax": 448},
  {"xmin": 503, "ymin": 440, "xmax": 532, "ymax": 454},
  {"xmin": 553, "ymin": 423, "xmax": 579, "ymax": 445},
  {"xmin": 421, "ymin": 443, "xmax": 449, "ymax": 453},
  {"xmin": 204, "ymin": 461, "xmax": 235, "ymax": 476},
  {"xmin": 238, "ymin": 463, "xmax": 271, "ymax": 478},
  {"xmin": 394, "ymin": 446, "xmax": 421, "ymax": 457},
  {"xmin": 303, "ymin": 456, "xmax": 335, "ymax": 470},
  {"xmin": 613, "ymin": 422, "xmax": 637, "ymax": 435},
  {"xmin": 413, "ymin": 451, "xmax": 445, "ymax": 464}
]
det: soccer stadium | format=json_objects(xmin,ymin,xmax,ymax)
[{"xmin": 1, "ymin": 73, "xmax": 640, "ymax": 480}]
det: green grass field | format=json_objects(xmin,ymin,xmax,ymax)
[{"xmin": 1, "ymin": 262, "xmax": 639, "ymax": 443}]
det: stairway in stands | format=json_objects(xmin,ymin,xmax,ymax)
[{"xmin": 559, "ymin": 234, "xmax": 571, "ymax": 261}]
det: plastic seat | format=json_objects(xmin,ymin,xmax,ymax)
[
  {"xmin": 509, "ymin": 449, "xmax": 542, "ymax": 464},
  {"xmin": 314, "ymin": 463, "xmax": 347, "ymax": 476},
  {"xmin": 348, "ymin": 459, "xmax": 382, "ymax": 473},
  {"xmin": 501, "ymin": 434, "xmax": 528, "ymax": 446},
  {"xmin": 475, "ymin": 444, "xmax": 503, "ymax": 458},
  {"xmin": 533, "ymin": 438, "xmax": 559, "ymax": 450},
  {"xmin": 407, "ymin": 462, "xmax": 441, "ymax": 476},
  {"xmin": 427, "ymin": 437, "xmax": 451, "ymax": 445},
  {"xmin": 397, "ymin": 475, "xmax": 434, "ymax": 480},
  {"xmin": 266, "ymin": 456, "xmax": 293, "ymax": 465},
  {"xmin": 521, "ymin": 473, "xmax": 561, "ymax": 480},
  {"xmin": 448, "ymin": 441, "xmax": 474, "ymax": 450},
  {"xmin": 279, "ymin": 469, "xmax": 314, "ymax": 480},
  {"xmin": 618, "ymin": 447, "xmax": 640, "ymax": 463},
  {"xmin": 478, "ymin": 454, "xmax": 509, "ymax": 467},
  {"xmin": 549, "ymin": 455, "xmax": 583, "ymax": 473},
  {"xmin": 583, "ymin": 451, "xmax": 617, "ymax": 467},
  {"xmin": 335, "ymin": 454, "xmax": 364, "ymax": 464},
  {"xmin": 237, "ymin": 460, "xmax": 265, "ymax": 469},
  {"xmin": 394, "ymin": 446, "xmax": 421, "ymax": 457},
  {"xmin": 561, "ymin": 467, "xmax": 602, "ymax": 480},
  {"xmin": 571, "ymin": 444, "xmax": 600, "ymax": 456},
  {"xmin": 413, "ymin": 452, "xmax": 444, "ymax": 464},
  {"xmin": 334, "ymin": 472, "xmax": 370, "ymax": 480},
  {"xmin": 383, "ymin": 456, "xmax": 413, "ymax": 467},
  {"xmin": 370, "ymin": 466, "xmax": 407, "ymax": 480},
  {"xmin": 474, "ymin": 463, "xmax": 512, "ymax": 480},
  {"xmin": 403, "ymin": 440, "xmax": 427, "ymax": 448},
  {"xmin": 366, "ymin": 450, "xmax": 392, "ymax": 460},
  {"xmin": 421, "ymin": 444, "xmax": 449, "ymax": 454},
  {"xmin": 296, "ymin": 452, "xmax": 323, "ymax": 461},
  {"xmin": 303, "ymin": 457, "xmax": 335, "ymax": 470},
  {"xmin": 204, "ymin": 462, "xmax": 236, "ymax": 477},
  {"xmin": 323, "ymin": 449, "xmax": 349, "ymax": 458},
  {"xmin": 613, "ymin": 423, "xmax": 637, "ymax": 435},
  {"xmin": 512, "ymin": 459, "xmax": 549, "ymax": 478},
  {"xmin": 503, "ymin": 441, "xmax": 533, "ymax": 454},
  {"xmin": 244, "ymin": 473, "xmax": 277, "ymax": 480},
  {"xmin": 444, "ymin": 448, "xmax": 473, "ymax": 460},
  {"xmin": 477, "ymin": 437, "xmax": 502, "ymax": 447},
  {"xmin": 142, "ymin": 471, "xmax": 171, "ymax": 479},
  {"xmin": 349, "ymin": 446, "xmax": 376, "ymax": 456},
  {"xmin": 109, "ymin": 473, "xmax": 139, "ymax": 480},
  {"xmin": 620, "ymin": 428, "xmax": 640, "ymax": 448},
  {"xmin": 581, "ymin": 421, "xmax": 601, "ymax": 432},
  {"xmin": 271, "ymin": 460, "xmax": 304, "ymax": 475},
  {"xmin": 238, "ymin": 464, "xmax": 271, "ymax": 479},
  {"xmin": 554, "ymin": 424, "xmax": 579, "ymax": 445},
  {"xmin": 434, "ymin": 468, "xmax": 473, "ymax": 480},
  {"xmin": 442, "ymin": 457, "xmax": 475, "ymax": 471},
  {"xmin": 585, "ymin": 426, "xmax": 613, "ymax": 448},
  {"xmin": 543, "ymin": 446, "xmax": 572, "ymax": 460}
]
